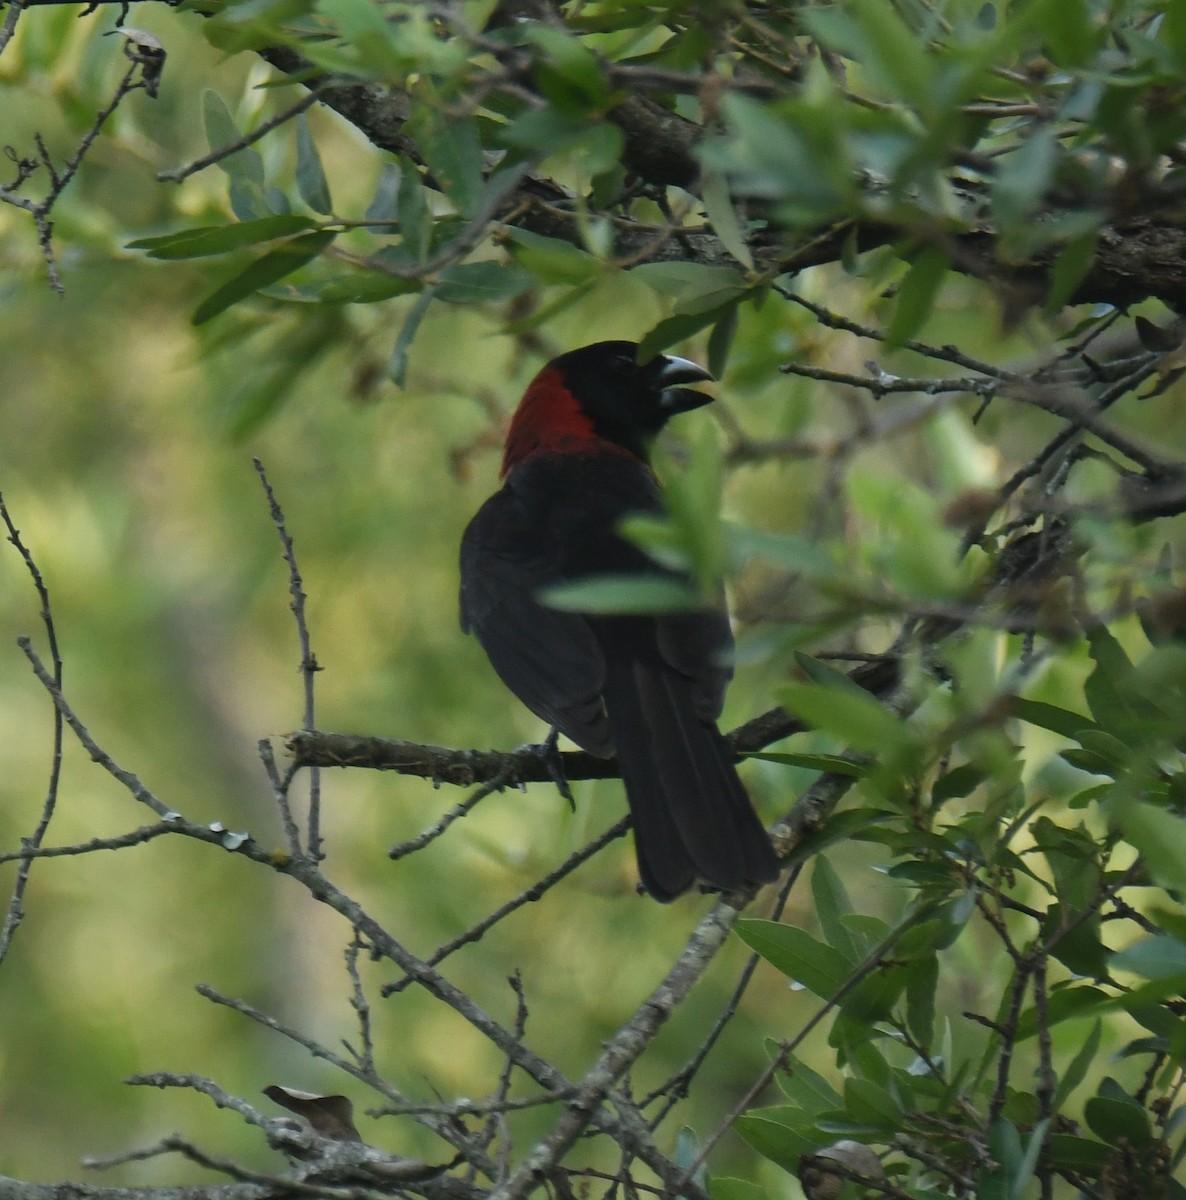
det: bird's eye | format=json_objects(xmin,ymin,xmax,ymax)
[{"xmin": 612, "ymin": 354, "xmax": 637, "ymax": 375}]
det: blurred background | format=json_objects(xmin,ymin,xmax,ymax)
[{"xmin": 2, "ymin": 1, "xmax": 1184, "ymax": 1190}]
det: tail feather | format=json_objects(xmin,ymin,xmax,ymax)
[{"xmin": 604, "ymin": 661, "xmax": 779, "ymax": 900}]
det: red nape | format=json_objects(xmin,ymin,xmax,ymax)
[{"xmin": 501, "ymin": 366, "xmax": 600, "ymax": 476}]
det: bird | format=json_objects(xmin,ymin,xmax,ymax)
[{"xmin": 459, "ymin": 340, "xmax": 780, "ymax": 901}]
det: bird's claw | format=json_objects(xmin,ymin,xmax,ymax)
[{"xmin": 518, "ymin": 728, "xmax": 575, "ymax": 811}]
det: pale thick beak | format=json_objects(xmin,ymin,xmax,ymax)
[{"xmin": 652, "ymin": 354, "xmax": 715, "ymax": 412}]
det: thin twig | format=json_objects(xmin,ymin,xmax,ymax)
[
  {"xmin": 17, "ymin": 637, "xmax": 173, "ymax": 818},
  {"xmin": 0, "ymin": 493, "xmax": 64, "ymax": 965},
  {"xmin": 343, "ymin": 932, "xmax": 376, "ymax": 1075},
  {"xmin": 384, "ymin": 816, "xmax": 631, "ymax": 995},
  {"xmin": 158, "ymin": 89, "xmax": 322, "ymax": 183},
  {"xmin": 642, "ymin": 860, "xmax": 804, "ymax": 1121},
  {"xmin": 255, "ymin": 458, "xmax": 323, "ymax": 860}
]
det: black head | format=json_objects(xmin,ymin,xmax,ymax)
[{"xmin": 550, "ymin": 340, "xmax": 715, "ymax": 459}]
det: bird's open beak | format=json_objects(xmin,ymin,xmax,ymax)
[{"xmin": 653, "ymin": 354, "xmax": 715, "ymax": 413}]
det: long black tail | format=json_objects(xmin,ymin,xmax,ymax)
[{"xmin": 603, "ymin": 661, "xmax": 780, "ymax": 901}]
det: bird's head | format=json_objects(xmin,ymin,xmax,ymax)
[{"xmin": 502, "ymin": 340, "xmax": 715, "ymax": 474}]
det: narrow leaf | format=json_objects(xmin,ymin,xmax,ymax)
[
  {"xmin": 192, "ymin": 231, "xmax": 336, "ymax": 325},
  {"xmin": 435, "ymin": 261, "xmax": 534, "ymax": 305},
  {"xmin": 365, "ymin": 162, "xmax": 401, "ymax": 222},
  {"xmin": 295, "ymin": 115, "xmax": 333, "ymax": 215},
  {"xmin": 388, "ymin": 285, "xmax": 436, "ymax": 388},
  {"xmin": 128, "ymin": 215, "xmax": 316, "ymax": 259},
  {"xmin": 812, "ymin": 857, "xmax": 857, "ymax": 960},
  {"xmin": 736, "ymin": 919, "xmax": 852, "ymax": 998},
  {"xmin": 202, "ymin": 89, "xmax": 265, "ymax": 185},
  {"xmin": 1053, "ymin": 1020, "xmax": 1102, "ymax": 1109},
  {"xmin": 540, "ymin": 575, "xmax": 700, "ymax": 615},
  {"xmin": 1010, "ymin": 697, "xmax": 1096, "ymax": 739},
  {"xmin": 701, "ymin": 169, "xmax": 753, "ymax": 270},
  {"xmin": 886, "ymin": 247, "xmax": 949, "ymax": 349}
]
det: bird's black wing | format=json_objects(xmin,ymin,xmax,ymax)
[
  {"xmin": 655, "ymin": 605, "xmax": 734, "ymax": 721},
  {"xmin": 460, "ymin": 485, "xmax": 612, "ymax": 756}
]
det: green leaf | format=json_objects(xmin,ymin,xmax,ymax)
[
  {"xmin": 993, "ymin": 126, "xmax": 1059, "ymax": 232},
  {"xmin": 805, "ymin": 0, "xmax": 933, "ymax": 112},
  {"xmin": 905, "ymin": 953, "xmax": 938, "ymax": 1046},
  {"xmin": 795, "ymin": 652, "xmax": 875, "ymax": 694},
  {"xmin": 127, "ymin": 215, "xmax": 317, "ymax": 259},
  {"xmin": 228, "ymin": 177, "xmax": 266, "ymax": 221},
  {"xmin": 837, "ymin": 962, "xmax": 911, "ymax": 1029},
  {"xmin": 191, "ymin": 230, "xmax": 336, "ymax": 325},
  {"xmin": 706, "ymin": 92, "xmax": 850, "ymax": 226},
  {"xmin": 525, "ymin": 24, "xmax": 609, "ymax": 111},
  {"xmin": 1042, "ymin": 901, "xmax": 1107, "ymax": 980},
  {"xmin": 1012, "ymin": 1118, "xmax": 1051, "ymax": 1200},
  {"xmin": 736, "ymin": 920, "xmax": 852, "ymax": 998},
  {"xmin": 202, "ymin": 89, "xmax": 264, "ymax": 185},
  {"xmin": 1045, "ymin": 229, "xmax": 1100, "ymax": 311},
  {"xmin": 1110, "ymin": 799, "xmax": 1186, "ymax": 892},
  {"xmin": 540, "ymin": 575, "xmax": 700, "ymax": 615},
  {"xmin": 506, "ymin": 228, "xmax": 600, "ymax": 285},
  {"xmin": 886, "ymin": 247, "xmax": 949, "ymax": 349},
  {"xmin": 812, "ymin": 857, "xmax": 856, "ymax": 960},
  {"xmin": 417, "ymin": 115, "xmax": 485, "ymax": 218},
  {"xmin": 931, "ymin": 762, "xmax": 989, "ymax": 803},
  {"xmin": 1111, "ymin": 934, "xmax": 1186, "ymax": 982},
  {"xmin": 710, "ymin": 1178, "xmax": 767, "ymax": 1200},
  {"xmin": 1084, "ymin": 626, "xmax": 1142, "ymax": 731},
  {"xmin": 295, "ymin": 115, "xmax": 333, "ymax": 215},
  {"xmin": 980, "ymin": 1118, "xmax": 1022, "ymax": 1200},
  {"xmin": 843, "ymin": 1077, "xmax": 901, "ymax": 1132},
  {"xmin": 701, "ymin": 168, "xmax": 753, "ymax": 270},
  {"xmin": 1016, "ymin": 985, "xmax": 1110, "ymax": 1040},
  {"xmin": 778, "ymin": 679, "xmax": 912, "ymax": 756},
  {"xmin": 1037, "ymin": 0, "xmax": 1102, "ymax": 66},
  {"xmin": 1083, "ymin": 1095, "xmax": 1153, "ymax": 1147},
  {"xmin": 654, "ymin": 425, "xmax": 728, "ymax": 594},
  {"xmin": 777, "ymin": 1053, "xmax": 843, "ymax": 1113},
  {"xmin": 727, "ymin": 527, "xmax": 838, "ymax": 578},
  {"xmin": 1010, "ymin": 697, "xmax": 1096, "ymax": 739},
  {"xmin": 637, "ymin": 303, "xmax": 738, "ymax": 365},
  {"xmin": 388, "ymin": 285, "xmax": 436, "ymax": 388},
  {"xmin": 672, "ymin": 1127, "xmax": 706, "ymax": 1189},
  {"xmin": 1046, "ymin": 1134, "xmax": 1109, "ymax": 1173},
  {"xmin": 745, "ymin": 751, "xmax": 866, "ymax": 778},
  {"xmin": 1053, "ymin": 1020, "xmax": 1102, "ymax": 1109},
  {"xmin": 314, "ymin": 272, "xmax": 421, "ymax": 304},
  {"xmin": 435, "ymin": 261, "xmax": 534, "ymax": 305},
  {"xmin": 733, "ymin": 1108, "xmax": 820, "ymax": 1172},
  {"xmin": 707, "ymin": 303, "xmax": 739, "ymax": 379},
  {"xmin": 316, "ymin": 0, "xmax": 409, "ymax": 76},
  {"xmin": 365, "ymin": 162, "xmax": 401, "ymax": 223},
  {"xmin": 630, "ymin": 262, "xmax": 744, "ymax": 298},
  {"xmin": 397, "ymin": 156, "xmax": 431, "ymax": 264}
]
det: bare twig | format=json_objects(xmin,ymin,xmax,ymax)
[
  {"xmin": 159, "ymin": 90, "xmax": 321, "ymax": 184},
  {"xmin": 17, "ymin": 637, "xmax": 173, "ymax": 818},
  {"xmin": 383, "ymin": 816, "xmax": 631, "ymax": 995},
  {"xmin": 0, "ymin": 0, "xmax": 26, "ymax": 55},
  {"xmin": 0, "ymin": 58, "xmax": 153, "ymax": 289},
  {"xmin": 0, "ymin": 493, "xmax": 64, "ymax": 965},
  {"xmin": 342, "ymin": 932, "xmax": 376, "ymax": 1076},
  {"xmin": 255, "ymin": 459, "xmax": 322, "ymax": 859}
]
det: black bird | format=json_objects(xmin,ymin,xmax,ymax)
[{"xmin": 460, "ymin": 341, "xmax": 780, "ymax": 900}]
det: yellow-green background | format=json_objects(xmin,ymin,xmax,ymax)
[{"xmin": 2, "ymin": 3, "xmax": 1182, "ymax": 1189}]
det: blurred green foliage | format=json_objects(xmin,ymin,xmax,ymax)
[{"xmin": 4, "ymin": 0, "xmax": 1186, "ymax": 1197}]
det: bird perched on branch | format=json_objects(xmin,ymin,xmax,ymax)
[{"xmin": 459, "ymin": 341, "xmax": 779, "ymax": 900}]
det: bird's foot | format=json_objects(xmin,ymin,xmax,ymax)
[{"xmin": 517, "ymin": 728, "xmax": 575, "ymax": 811}]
